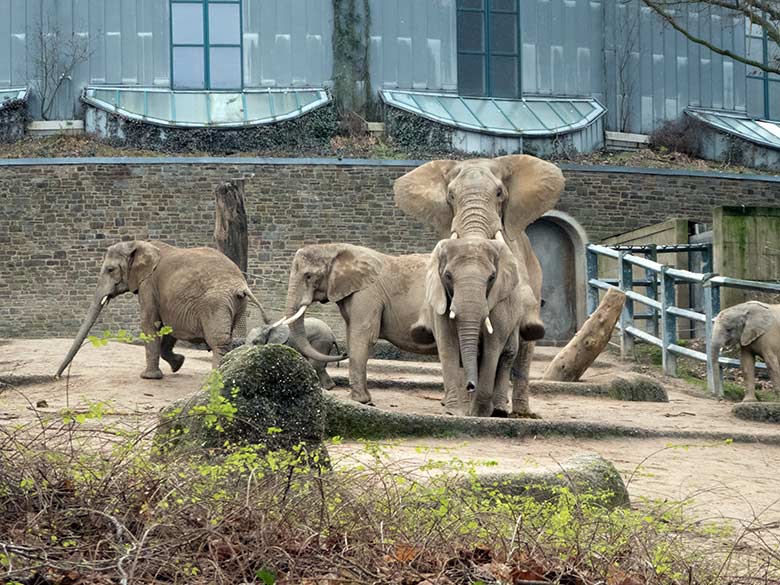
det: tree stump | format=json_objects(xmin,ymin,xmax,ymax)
[
  {"xmin": 542, "ymin": 288, "xmax": 626, "ymax": 382},
  {"xmin": 215, "ymin": 180, "xmax": 249, "ymax": 337}
]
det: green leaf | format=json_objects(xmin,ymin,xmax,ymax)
[{"xmin": 255, "ymin": 568, "xmax": 276, "ymax": 584}]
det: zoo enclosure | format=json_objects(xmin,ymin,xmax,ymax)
[{"xmin": 586, "ymin": 243, "xmax": 780, "ymax": 397}]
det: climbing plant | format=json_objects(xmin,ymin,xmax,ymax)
[{"xmin": 332, "ymin": 0, "xmax": 374, "ymax": 121}]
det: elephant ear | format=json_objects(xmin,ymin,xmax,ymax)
[
  {"xmin": 741, "ymin": 302, "xmax": 773, "ymax": 346},
  {"xmin": 425, "ymin": 241, "xmax": 448, "ymax": 316},
  {"xmin": 114, "ymin": 241, "xmax": 161, "ymax": 293},
  {"xmin": 394, "ymin": 160, "xmax": 458, "ymax": 238},
  {"xmin": 496, "ymin": 155, "xmax": 565, "ymax": 234},
  {"xmin": 267, "ymin": 324, "xmax": 290, "ymax": 345},
  {"xmin": 487, "ymin": 240, "xmax": 520, "ymax": 310},
  {"xmin": 327, "ymin": 246, "xmax": 385, "ymax": 303}
]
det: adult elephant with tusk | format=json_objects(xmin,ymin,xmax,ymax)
[
  {"xmin": 281, "ymin": 243, "xmax": 437, "ymax": 405},
  {"xmin": 394, "ymin": 155, "xmax": 565, "ymax": 417},
  {"xmin": 55, "ymin": 240, "xmax": 269, "ymax": 379}
]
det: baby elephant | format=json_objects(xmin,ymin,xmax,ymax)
[
  {"xmin": 247, "ymin": 317, "xmax": 340, "ymax": 389},
  {"xmin": 710, "ymin": 301, "xmax": 780, "ymax": 401}
]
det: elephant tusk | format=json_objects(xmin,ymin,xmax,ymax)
[
  {"xmin": 485, "ymin": 316, "xmax": 494, "ymax": 334},
  {"xmin": 282, "ymin": 305, "xmax": 307, "ymax": 326},
  {"xmin": 449, "ymin": 309, "xmax": 456, "ymax": 320},
  {"xmin": 271, "ymin": 317, "xmax": 287, "ymax": 328},
  {"xmin": 494, "ymin": 231, "xmax": 505, "ymax": 244},
  {"xmin": 100, "ymin": 296, "xmax": 109, "ymax": 307},
  {"xmin": 450, "ymin": 232, "xmax": 458, "ymax": 239}
]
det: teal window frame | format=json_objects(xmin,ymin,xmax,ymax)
[
  {"xmin": 170, "ymin": 0, "xmax": 244, "ymax": 90},
  {"xmin": 456, "ymin": 0, "xmax": 522, "ymax": 98},
  {"xmin": 746, "ymin": 13, "xmax": 779, "ymax": 119}
]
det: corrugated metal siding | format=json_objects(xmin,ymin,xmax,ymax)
[
  {"xmin": 369, "ymin": 0, "xmax": 457, "ymax": 92},
  {"xmin": 603, "ymin": 0, "xmax": 748, "ymax": 134}
]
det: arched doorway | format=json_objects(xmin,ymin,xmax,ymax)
[{"xmin": 526, "ymin": 212, "xmax": 588, "ymax": 345}]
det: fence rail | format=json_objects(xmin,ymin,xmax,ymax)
[{"xmin": 586, "ymin": 243, "xmax": 780, "ymax": 396}]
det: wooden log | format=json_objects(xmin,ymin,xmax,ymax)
[
  {"xmin": 542, "ymin": 288, "xmax": 626, "ymax": 382},
  {"xmin": 215, "ymin": 180, "xmax": 249, "ymax": 337}
]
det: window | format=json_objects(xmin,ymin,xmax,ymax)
[
  {"xmin": 170, "ymin": 0, "xmax": 242, "ymax": 90},
  {"xmin": 457, "ymin": 0, "xmax": 520, "ymax": 98}
]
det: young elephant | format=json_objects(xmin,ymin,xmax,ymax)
[
  {"xmin": 246, "ymin": 317, "xmax": 340, "ymax": 390},
  {"xmin": 56, "ymin": 240, "xmax": 268, "ymax": 379},
  {"xmin": 279, "ymin": 243, "xmax": 437, "ymax": 405},
  {"xmin": 710, "ymin": 301, "xmax": 780, "ymax": 401},
  {"xmin": 413, "ymin": 238, "xmax": 544, "ymax": 416}
]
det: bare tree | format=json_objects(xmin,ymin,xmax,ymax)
[
  {"xmin": 615, "ymin": 0, "xmax": 640, "ymax": 132},
  {"xmin": 639, "ymin": 0, "xmax": 779, "ymax": 75},
  {"xmin": 30, "ymin": 18, "xmax": 92, "ymax": 120}
]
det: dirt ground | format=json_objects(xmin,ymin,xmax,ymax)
[{"xmin": 2, "ymin": 338, "xmax": 780, "ymax": 536}]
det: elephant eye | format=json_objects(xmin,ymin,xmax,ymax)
[
  {"xmin": 106, "ymin": 267, "xmax": 114, "ymax": 273},
  {"xmin": 444, "ymin": 271, "xmax": 453, "ymax": 282},
  {"xmin": 488, "ymin": 272, "xmax": 496, "ymax": 283}
]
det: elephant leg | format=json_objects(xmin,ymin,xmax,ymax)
[
  {"xmin": 204, "ymin": 312, "xmax": 234, "ymax": 369},
  {"xmin": 469, "ymin": 335, "xmax": 505, "ymax": 418},
  {"xmin": 437, "ymin": 320, "xmax": 467, "ymax": 415},
  {"xmin": 510, "ymin": 340, "xmax": 539, "ymax": 418},
  {"xmin": 160, "ymin": 334, "xmax": 185, "ymax": 373},
  {"xmin": 491, "ymin": 332, "xmax": 518, "ymax": 418},
  {"xmin": 763, "ymin": 353, "xmax": 780, "ymax": 399},
  {"xmin": 346, "ymin": 310, "xmax": 381, "ymax": 405},
  {"xmin": 139, "ymin": 297, "xmax": 163, "ymax": 380},
  {"xmin": 741, "ymin": 347, "xmax": 757, "ymax": 402}
]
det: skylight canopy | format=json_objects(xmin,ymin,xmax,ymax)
[
  {"xmin": 686, "ymin": 108, "xmax": 780, "ymax": 150},
  {"xmin": 0, "ymin": 87, "xmax": 29, "ymax": 107}
]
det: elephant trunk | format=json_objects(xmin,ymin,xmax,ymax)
[
  {"xmin": 453, "ymin": 281, "xmax": 488, "ymax": 396},
  {"xmin": 285, "ymin": 284, "xmax": 345, "ymax": 363},
  {"xmin": 56, "ymin": 293, "xmax": 107, "ymax": 377}
]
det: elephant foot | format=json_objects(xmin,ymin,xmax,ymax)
[
  {"xmin": 319, "ymin": 376, "xmax": 336, "ymax": 391},
  {"xmin": 141, "ymin": 368, "xmax": 164, "ymax": 380},
  {"xmin": 350, "ymin": 389, "xmax": 374, "ymax": 405},
  {"xmin": 168, "ymin": 354, "xmax": 185, "ymax": 373},
  {"xmin": 742, "ymin": 396, "xmax": 758, "ymax": 403},
  {"xmin": 509, "ymin": 410, "xmax": 541, "ymax": 420},
  {"xmin": 491, "ymin": 409, "xmax": 509, "ymax": 418}
]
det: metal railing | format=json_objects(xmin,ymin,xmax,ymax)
[{"xmin": 586, "ymin": 243, "xmax": 780, "ymax": 396}]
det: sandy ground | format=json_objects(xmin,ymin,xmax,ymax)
[{"xmin": 2, "ymin": 338, "xmax": 780, "ymax": 535}]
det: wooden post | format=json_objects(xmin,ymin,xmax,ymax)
[
  {"xmin": 214, "ymin": 179, "xmax": 249, "ymax": 338},
  {"xmin": 542, "ymin": 288, "xmax": 626, "ymax": 382}
]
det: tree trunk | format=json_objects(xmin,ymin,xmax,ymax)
[
  {"xmin": 215, "ymin": 179, "xmax": 249, "ymax": 338},
  {"xmin": 542, "ymin": 288, "xmax": 626, "ymax": 382}
]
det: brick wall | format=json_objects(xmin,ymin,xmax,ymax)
[{"xmin": 1, "ymin": 159, "xmax": 779, "ymax": 340}]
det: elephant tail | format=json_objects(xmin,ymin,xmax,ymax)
[
  {"xmin": 331, "ymin": 340, "xmax": 344, "ymax": 366},
  {"xmin": 244, "ymin": 288, "xmax": 270, "ymax": 325}
]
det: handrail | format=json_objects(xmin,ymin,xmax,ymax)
[{"xmin": 586, "ymin": 243, "xmax": 773, "ymax": 396}]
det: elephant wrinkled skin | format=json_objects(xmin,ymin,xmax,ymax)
[
  {"xmin": 710, "ymin": 301, "xmax": 780, "ymax": 401},
  {"xmin": 246, "ymin": 317, "xmax": 340, "ymax": 390},
  {"xmin": 394, "ymin": 155, "xmax": 564, "ymax": 417},
  {"xmin": 282, "ymin": 243, "xmax": 436, "ymax": 405},
  {"xmin": 56, "ymin": 240, "xmax": 268, "ymax": 379},
  {"xmin": 415, "ymin": 238, "xmax": 544, "ymax": 416}
]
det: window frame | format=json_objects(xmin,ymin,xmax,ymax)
[
  {"xmin": 456, "ymin": 0, "xmax": 522, "ymax": 98},
  {"xmin": 170, "ymin": 0, "xmax": 244, "ymax": 91}
]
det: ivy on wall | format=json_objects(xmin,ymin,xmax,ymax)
[{"xmin": 332, "ymin": 0, "xmax": 374, "ymax": 119}]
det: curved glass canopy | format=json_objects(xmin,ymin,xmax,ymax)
[
  {"xmin": 379, "ymin": 90, "xmax": 605, "ymax": 137},
  {"xmin": 686, "ymin": 108, "xmax": 780, "ymax": 151},
  {"xmin": 0, "ymin": 87, "xmax": 29, "ymax": 108},
  {"xmin": 83, "ymin": 87, "xmax": 330, "ymax": 128}
]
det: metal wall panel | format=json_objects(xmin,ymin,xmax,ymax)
[
  {"xmin": 603, "ymin": 0, "xmax": 748, "ymax": 134},
  {"xmin": 369, "ymin": 0, "xmax": 457, "ymax": 92}
]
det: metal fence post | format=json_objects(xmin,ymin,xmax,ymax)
[
  {"xmin": 586, "ymin": 246, "xmax": 599, "ymax": 316},
  {"xmin": 618, "ymin": 251, "xmax": 634, "ymax": 359},
  {"xmin": 660, "ymin": 266, "xmax": 677, "ymax": 376},
  {"xmin": 646, "ymin": 244, "xmax": 658, "ymax": 338},
  {"xmin": 704, "ymin": 282, "xmax": 722, "ymax": 397}
]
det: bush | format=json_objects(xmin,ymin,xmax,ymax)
[{"xmin": 649, "ymin": 116, "xmax": 707, "ymax": 157}]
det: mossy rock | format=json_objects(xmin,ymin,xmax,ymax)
[
  {"xmin": 157, "ymin": 344, "xmax": 325, "ymax": 456},
  {"xmin": 732, "ymin": 401, "xmax": 780, "ymax": 424},
  {"xmin": 470, "ymin": 454, "xmax": 630, "ymax": 509},
  {"xmin": 608, "ymin": 375, "xmax": 668, "ymax": 402}
]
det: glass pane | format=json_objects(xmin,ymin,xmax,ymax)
[
  {"xmin": 172, "ymin": 3, "xmax": 203, "ymax": 45},
  {"xmin": 457, "ymin": 12, "xmax": 484, "ymax": 52},
  {"xmin": 296, "ymin": 90, "xmax": 321, "ymax": 109},
  {"xmin": 490, "ymin": 0, "xmax": 516, "ymax": 11},
  {"xmin": 208, "ymin": 3, "xmax": 240, "ymax": 45},
  {"xmin": 245, "ymin": 92, "xmax": 274, "ymax": 120},
  {"xmin": 458, "ymin": 0, "xmax": 484, "ymax": 8},
  {"xmin": 500, "ymin": 100, "xmax": 545, "ymax": 131},
  {"xmin": 271, "ymin": 91, "xmax": 300, "ymax": 116},
  {"xmin": 458, "ymin": 53, "xmax": 486, "ymax": 96},
  {"xmin": 548, "ymin": 101, "xmax": 581, "ymax": 125},
  {"xmin": 210, "ymin": 93, "xmax": 244, "ymax": 123},
  {"xmin": 412, "ymin": 94, "xmax": 455, "ymax": 121},
  {"xmin": 173, "ymin": 46, "xmax": 205, "ymax": 89},
  {"xmin": 465, "ymin": 98, "xmax": 514, "ymax": 131},
  {"xmin": 174, "ymin": 92, "xmax": 208, "ymax": 123},
  {"xmin": 490, "ymin": 13, "xmax": 517, "ymax": 54},
  {"xmin": 94, "ymin": 89, "xmax": 117, "ymax": 106},
  {"xmin": 119, "ymin": 90, "xmax": 145, "ymax": 114},
  {"xmin": 490, "ymin": 55, "xmax": 518, "ymax": 98},
  {"xmin": 209, "ymin": 47, "xmax": 242, "ymax": 89},
  {"xmin": 147, "ymin": 92, "xmax": 172, "ymax": 120},
  {"xmin": 438, "ymin": 96, "xmax": 481, "ymax": 127},
  {"xmin": 527, "ymin": 101, "xmax": 563, "ymax": 130}
]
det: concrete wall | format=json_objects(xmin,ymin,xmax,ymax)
[
  {"xmin": 714, "ymin": 206, "xmax": 780, "ymax": 308},
  {"xmin": 2, "ymin": 159, "xmax": 780, "ymax": 341}
]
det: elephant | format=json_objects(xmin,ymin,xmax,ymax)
[
  {"xmin": 413, "ymin": 237, "xmax": 544, "ymax": 416},
  {"xmin": 55, "ymin": 240, "xmax": 269, "ymax": 379},
  {"xmin": 394, "ymin": 155, "xmax": 564, "ymax": 417},
  {"xmin": 246, "ymin": 317, "xmax": 340, "ymax": 390},
  {"xmin": 710, "ymin": 301, "xmax": 780, "ymax": 401},
  {"xmin": 279, "ymin": 243, "xmax": 437, "ymax": 405}
]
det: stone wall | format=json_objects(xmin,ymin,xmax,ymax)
[{"xmin": 1, "ymin": 158, "xmax": 779, "ymax": 340}]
